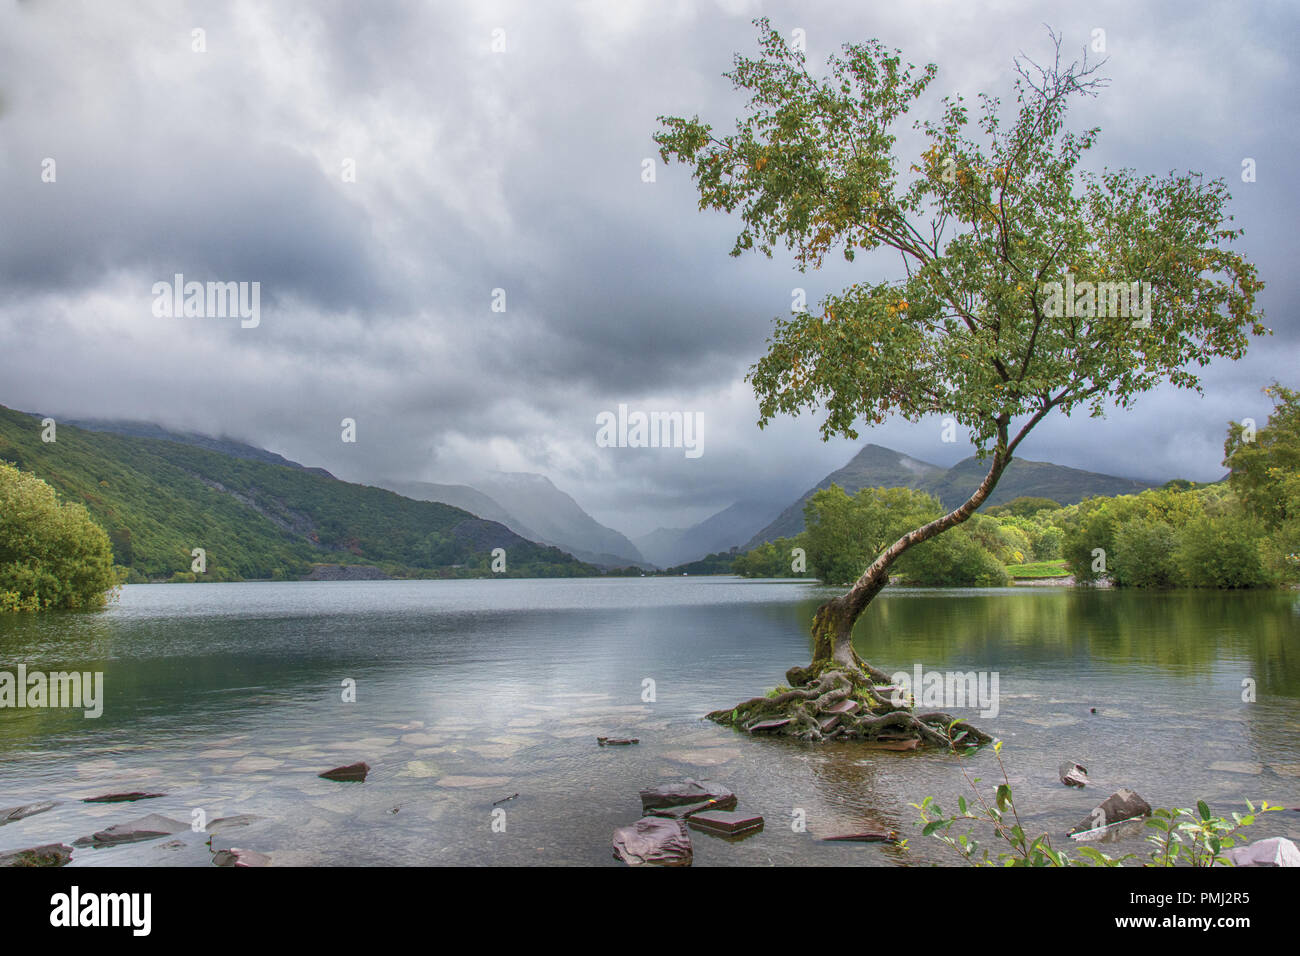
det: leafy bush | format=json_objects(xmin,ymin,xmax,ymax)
[
  {"xmin": 0, "ymin": 462, "xmax": 118, "ymax": 611},
  {"xmin": 799, "ymin": 485, "xmax": 1007, "ymax": 587},
  {"xmin": 1173, "ymin": 514, "xmax": 1274, "ymax": 589},
  {"xmin": 902, "ymin": 527, "xmax": 1010, "ymax": 586},
  {"xmin": 802, "ymin": 485, "xmax": 937, "ymax": 586},
  {"xmin": 1111, "ymin": 517, "xmax": 1179, "ymax": 588},
  {"xmin": 984, "ymin": 496, "xmax": 1062, "ymax": 519},
  {"xmin": 1060, "ymin": 487, "xmax": 1205, "ymax": 585},
  {"xmin": 731, "ymin": 536, "xmax": 806, "ymax": 577},
  {"xmin": 1225, "ymin": 383, "xmax": 1300, "ymax": 586}
]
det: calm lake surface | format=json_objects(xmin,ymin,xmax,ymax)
[{"xmin": 1, "ymin": 577, "xmax": 1298, "ymax": 866}]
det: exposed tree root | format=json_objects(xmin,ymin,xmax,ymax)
[{"xmin": 707, "ymin": 664, "xmax": 994, "ymax": 750}]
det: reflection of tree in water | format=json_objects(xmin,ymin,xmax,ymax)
[{"xmin": 823, "ymin": 588, "xmax": 1299, "ymax": 698}]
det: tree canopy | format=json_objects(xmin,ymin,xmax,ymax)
[{"xmin": 656, "ymin": 20, "xmax": 1266, "ymax": 456}]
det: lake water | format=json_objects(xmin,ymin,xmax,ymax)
[{"xmin": 1, "ymin": 577, "xmax": 1297, "ymax": 866}]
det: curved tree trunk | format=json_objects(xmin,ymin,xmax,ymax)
[
  {"xmin": 811, "ymin": 439, "xmax": 1012, "ymax": 672},
  {"xmin": 710, "ymin": 419, "xmax": 1051, "ymax": 746}
]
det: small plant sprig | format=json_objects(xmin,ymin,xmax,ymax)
[
  {"xmin": 911, "ymin": 741, "xmax": 1278, "ymax": 866},
  {"xmin": 1144, "ymin": 800, "xmax": 1279, "ymax": 867}
]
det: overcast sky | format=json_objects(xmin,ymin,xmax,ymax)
[{"xmin": 1, "ymin": 0, "xmax": 1296, "ymax": 537}]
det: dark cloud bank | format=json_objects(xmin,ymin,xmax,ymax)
[{"xmin": 0, "ymin": 0, "xmax": 1295, "ymax": 537}]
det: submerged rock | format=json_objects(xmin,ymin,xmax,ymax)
[
  {"xmin": 640, "ymin": 779, "xmax": 737, "ymax": 819},
  {"xmin": 434, "ymin": 775, "xmax": 511, "ymax": 789},
  {"xmin": 1068, "ymin": 789, "xmax": 1151, "ymax": 838},
  {"xmin": 319, "ymin": 761, "xmax": 370, "ymax": 782},
  {"xmin": 0, "ymin": 843, "xmax": 73, "ymax": 867},
  {"xmin": 73, "ymin": 813, "xmax": 188, "ymax": 848},
  {"xmin": 83, "ymin": 792, "xmax": 166, "ymax": 804},
  {"xmin": 207, "ymin": 814, "xmax": 263, "ymax": 833},
  {"xmin": 1225, "ymin": 837, "xmax": 1300, "ymax": 867},
  {"xmin": 612, "ymin": 817, "xmax": 692, "ymax": 866},
  {"xmin": 822, "ymin": 830, "xmax": 897, "ymax": 843},
  {"xmin": 212, "ymin": 847, "xmax": 271, "ymax": 867},
  {"xmin": 597, "ymin": 737, "xmax": 639, "ymax": 746},
  {"xmin": 857, "ymin": 738, "xmax": 920, "ymax": 751},
  {"xmin": 0, "ymin": 802, "xmax": 58, "ymax": 825},
  {"xmin": 1059, "ymin": 761, "xmax": 1089, "ymax": 787}
]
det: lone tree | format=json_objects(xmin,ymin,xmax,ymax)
[{"xmin": 655, "ymin": 21, "xmax": 1265, "ymax": 746}]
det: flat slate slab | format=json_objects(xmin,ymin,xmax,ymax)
[
  {"xmin": 748, "ymin": 718, "xmax": 793, "ymax": 734},
  {"xmin": 83, "ymin": 792, "xmax": 166, "ymax": 803},
  {"xmin": 646, "ymin": 799, "xmax": 737, "ymax": 819},
  {"xmin": 0, "ymin": 843, "xmax": 73, "ymax": 867},
  {"xmin": 73, "ymin": 813, "xmax": 188, "ymax": 848},
  {"xmin": 818, "ymin": 715, "xmax": 841, "ymax": 734},
  {"xmin": 823, "ymin": 699, "xmax": 860, "ymax": 715},
  {"xmin": 0, "ymin": 802, "xmax": 58, "ymax": 825},
  {"xmin": 687, "ymin": 809, "xmax": 764, "ymax": 837},
  {"xmin": 640, "ymin": 779, "xmax": 737, "ymax": 818},
  {"xmin": 319, "ymin": 761, "xmax": 369, "ymax": 782},
  {"xmin": 612, "ymin": 817, "xmax": 693, "ymax": 866}
]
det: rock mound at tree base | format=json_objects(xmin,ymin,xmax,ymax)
[{"xmin": 706, "ymin": 663, "xmax": 993, "ymax": 749}]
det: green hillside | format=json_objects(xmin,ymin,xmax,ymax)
[{"xmin": 0, "ymin": 405, "xmax": 594, "ymax": 581}]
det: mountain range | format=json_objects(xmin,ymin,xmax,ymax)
[
  {"xmin": 741, "ymin": 443, "xmax": 1160, "ymax": 549},
  {"xmin": 634, "ymin": 498, "xmax": 786, "ymax": 568},
  {"xmin": 2, "ymin": 405, "xmax": 1169, "ymax": 576},
  {"xmin": 0, "ymin": 406, "xmax": 594, "ymax": 581},
  {"xmin": 385, "ymin": 474, "xmax": 651, "ymax": 570}
]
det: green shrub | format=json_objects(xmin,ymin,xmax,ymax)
[
  {"xmin": 1174, "ymin": 514, "xmax": 1274, "ymax": 589},
  {"xmin": 1111, "ymin": 518, "xmax": 1179, "ymax": 588},
  {"xmin": 901, "ymin": 528, "xmax": 1010, "ymax": 586},
  {"xmin": 0, "ymin": 462, "xmax": 118, "ymax": 611}
]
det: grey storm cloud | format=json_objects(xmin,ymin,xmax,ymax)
[{"xmin": 0, "ymin": 0, "xmax": 1296, "ymax": 538}]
